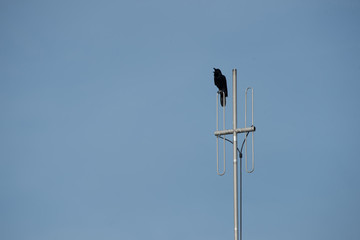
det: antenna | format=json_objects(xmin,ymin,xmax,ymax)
[
  {"xmin": 216, "ymin": 91, "xmax": 226, "ymax": 176},
  {"xmin": 214, "ymin": 69, "xmax": 256, "ymax": 240},
  {"xmin": 245, "ymin": 87, "xmax": 254, "ymax": 173}
]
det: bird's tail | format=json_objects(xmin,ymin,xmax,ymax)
[{"xmin": 220, "ymin": 93, "xmax": 226, "ymax": 107}]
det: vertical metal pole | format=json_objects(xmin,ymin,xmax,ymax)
[{"xmin": 232, "ymin": 69, "xmax": 239, "ymax": 240}]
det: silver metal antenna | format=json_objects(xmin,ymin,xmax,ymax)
[
  {"xmin": 214, "ymin": 69, "xmax": 256, "ymax": 240},
  {"xmin": 232, "ymin": 69, "xmax": 239, "ymax": 240}
]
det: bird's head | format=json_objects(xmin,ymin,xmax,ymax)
[{"xmin": 213, "ymin": 68, "xmax": 221, "ymax": 76}]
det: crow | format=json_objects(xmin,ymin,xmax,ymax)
[{"xmin": 213, "ymin": 68, "xmax": 228, "ymax": 107}]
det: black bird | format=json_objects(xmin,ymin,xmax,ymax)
[{"xmin": 213, "ymin": 68, "xmax": 228, "ymax": 107}]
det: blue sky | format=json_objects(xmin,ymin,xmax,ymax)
[{"xmin": 1, "ymin": 0, "xmax": 360, "ymax": 239}]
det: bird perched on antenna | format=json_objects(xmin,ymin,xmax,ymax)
[{"xmin": 213, "ymin": 68, "xmax": 228, "ymax": 107}]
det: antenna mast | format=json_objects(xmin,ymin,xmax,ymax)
[{"xmin": 214, "ymin": 69, "xmax": 256, "ymax": 240}]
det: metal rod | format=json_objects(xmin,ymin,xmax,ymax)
[
  {"xmin": 214, "ymin": 126, "xmax": 256, "ymax": 137},
  {"xmin": 223, "ymin": 91, "xmax": 226, "ymax": 174},
  {"xmin": 252, "ymin": 88, "xmax": 254, "ymax": 174},
  {"xmin": 240, "ymin": 136, "xmax": 243, "ymax": 240},
  {"xmin": 216, "ymin": 92, "xmax": 225, "ymax": 176},
  {"xmin": 245, "ymin": 87, "xmax": 255, "ymax": 173},
  {"xmin": 232, "ymin": 69, "xmax": 239, "ymax": 240}
]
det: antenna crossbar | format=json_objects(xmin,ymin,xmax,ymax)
[{"xmin": 214, "ymin": 126, "xmax": 256, "ymax": 137}]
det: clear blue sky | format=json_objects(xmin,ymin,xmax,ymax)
[{"xmin": 1, "ymin": 0, "xmax": 360, "ymax": 239}]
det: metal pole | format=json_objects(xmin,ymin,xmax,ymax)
[
  {"xmin": 214, "ymin": 126, "xmax": 256, "ymax": 136},
  {"xmin": 232, "ymin": 69, "xmax": 239, "ymax": 240}
]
